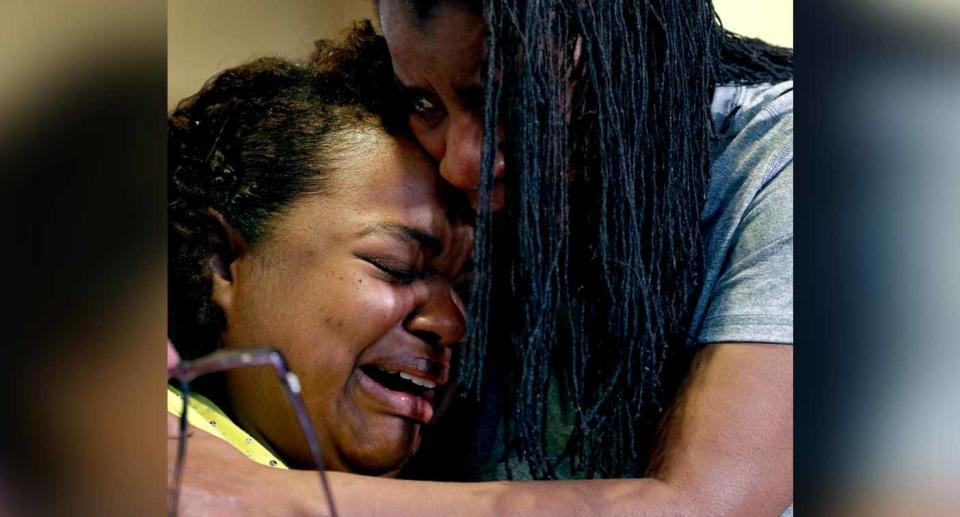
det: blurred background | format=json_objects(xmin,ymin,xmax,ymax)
[
  {"xmin": 2, "ymin": 0, "xmax": 959, "ymax": 515},
  {"xmin": 167, "ymin": 0, "xmax": 793, "ymax": 111},
  {"xmin": 168, "ymin": 0, "xmax": 373, "ymax": 110}
]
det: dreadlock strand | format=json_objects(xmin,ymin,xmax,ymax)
[{"xmin": 461, "ymin": 0, "xmax": 792, "ymax": 478}]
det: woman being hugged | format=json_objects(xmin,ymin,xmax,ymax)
[{"xmin": 167, "ymin": 27, "xmax": 471, "ymax": 481}]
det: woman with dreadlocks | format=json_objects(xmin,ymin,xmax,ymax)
[{"xmin": 174, "ymin": 1, "xmax": 793, "ymax": 514}]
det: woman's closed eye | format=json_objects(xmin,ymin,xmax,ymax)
[{"xmin": 364, "ymin": 257, "xmax": 421, "ymax": 285}]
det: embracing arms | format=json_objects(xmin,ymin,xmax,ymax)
[{"xmin": 169, "ymin": 342, "xmax": 792, "ymax": 517}]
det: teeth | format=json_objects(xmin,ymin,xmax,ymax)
[
  {"xmin": 411, "ymin": 377, "xmax": 436, "ymax": 389},
  {"xmin": 395, "ymin": 370, "xmax": 436, "ymax": 389}
]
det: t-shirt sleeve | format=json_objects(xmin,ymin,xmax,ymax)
[{"xmin": 697, "ymin": 162, "xmax": 793, "ymax": 344}]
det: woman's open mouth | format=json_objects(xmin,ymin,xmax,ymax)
[{"xmin": 357, "ymin": 365, "xmax": 441, "ymax": 424}]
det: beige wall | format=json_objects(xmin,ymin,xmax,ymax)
[
  {"xmin": 714, "ymin": 0, "xmax": 793, "ymax": 48},
  {"xmin": 168, "ymin": 0, "xmax": 375, "ymax": 110},
  {"xmin": 168, "ymin": 0, "xmax": 792, "ymax": 110}
]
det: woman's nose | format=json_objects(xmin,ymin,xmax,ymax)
[
  {"xmin": 439, "ymin": 113, "xmax": 504, "ymax": 193},
  {"xmin": 405, "ymin": 284, "xmax": 466, "ymax": 348}
]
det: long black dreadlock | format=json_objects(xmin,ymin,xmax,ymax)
[{"xmin": 447, "ymin": 0, "xmax": 794, "ymax": 479}]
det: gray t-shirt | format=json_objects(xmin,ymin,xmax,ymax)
[{"xmin": 691, "ymin": 80, "xmax": 794, "ymax": 346}]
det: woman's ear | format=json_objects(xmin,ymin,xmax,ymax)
[{"xmin": 207, "ymin": 208, "xmax": 249, "ymax": 314}]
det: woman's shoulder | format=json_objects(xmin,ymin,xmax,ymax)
[
  {"xmin": 691, "ymin": 80, "xmax": 794, "ymax": 346},
  {"xmin": 705, "ymin": 80, "xmax": 794, "ymax": 218},
  {"xmin": 711, "ymin": 80, "xmax": 794, "ymax": 136}
]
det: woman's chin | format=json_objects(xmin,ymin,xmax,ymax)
[{"xmin": 341, "ymin": 418, "xmax": 423, "ymax": 475}]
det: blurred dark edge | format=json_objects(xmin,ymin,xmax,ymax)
[
  {"xmin": 0, "ymin": 0, "xmax": 166, "ymax": 515},
  {"xmin": 797, "ymin": 0, "xmax": 960, "ymax": 514}
]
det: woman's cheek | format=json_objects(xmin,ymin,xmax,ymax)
[
  {"xmin": 410, "ymin": 120, "xmax": 445, "ymax": 164},
  {"xmin": 346, "ymin": 277, "xmax": 417, "ymax": 338}
]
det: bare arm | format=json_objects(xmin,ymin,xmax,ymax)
[{"xmin": 169, "ymin": 343, "xmax": 792, "ymax": 517}]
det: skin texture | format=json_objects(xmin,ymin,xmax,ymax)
[
  {"xmin": 167, "ymin": 2, "xmax": 793, "ymax": 514},
  {"xmin": 205, "ymin": 128, "xmax": 472, "ymax": 476}
]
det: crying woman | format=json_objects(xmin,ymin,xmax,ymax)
[{"xmin": 167, "ymin": 29, "xmax": 472, "ymax": 476}]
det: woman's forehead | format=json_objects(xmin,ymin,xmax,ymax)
[
  {"xmin": 380, "ymin": 0, "xmax": 484, "ymax": 81},
  {"xmin": 319, "ymin": 132, "xmax": 449, "ymax": 231},
  {"xmin": 328, "ymin": 131, "xmax": 435, "ymax": 194}
]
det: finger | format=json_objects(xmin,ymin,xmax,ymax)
[{"xmin": 167, "ymin": 340, "xmax": 180, "ymax": 376}]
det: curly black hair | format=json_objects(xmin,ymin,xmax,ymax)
[{"xmin": 168, "ymin": 21, "xmax": 401, "ymax": 360}]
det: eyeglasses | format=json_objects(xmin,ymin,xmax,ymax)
[{"xmin": 167, "ymin": 348, "xmax": 338, "ymax": 517}]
